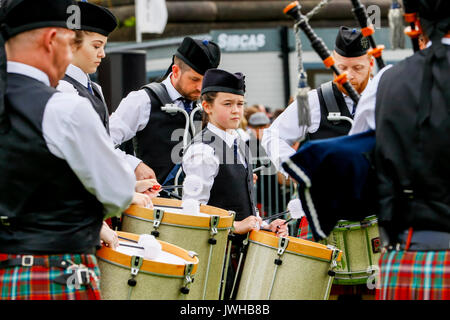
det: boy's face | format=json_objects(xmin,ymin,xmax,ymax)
[{"xmin": 203, "ymin": 92, "xmax": 245, "ymax": 131}]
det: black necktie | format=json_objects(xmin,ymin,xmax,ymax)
[
  {"xmin": 87, "ymin": 79, "xmax": 94, "ymax": 95},
  {"xmin": 181, "ymin": 98, "xmax": 193, "ymax": 114},
  {"xmin": 351, "ymin": 101, "xmax": 357, "ymax": 117},
  {"xmin": 233, "ymin": 139, "xmax": 239, "ymax": 164}
]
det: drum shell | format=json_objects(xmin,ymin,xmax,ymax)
[
  {"xmin": 97, "ymin": 232, "xmax": 199, "ymax": 300},
  {"xmin": 121, "ymin": 200, "xmax": 233, "ymax": 300},
  {"xmin": 321, "ymin": 216, "xmax": 381, "ymax": 285},
  {"xmin": 236, "ymin": 231, "xmax": 339, "ymax": 300},
  {"xmin": 98, "ymin": 260, "xmax": 189, "ymax": 300}
]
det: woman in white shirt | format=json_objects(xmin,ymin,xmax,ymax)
[{"xmin": 56, "ymin": 1, "xmax": 159, "ymax": 248}]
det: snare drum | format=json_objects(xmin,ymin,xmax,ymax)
[
  {"xmin": 121, "ymin": 198, "xmax": 234, "ymax": 300},
  {"xmin": 320, "ymin": 215, "xmax": 381, "ymax": 285},
  {"xmin": 96, "ymin": 231, "xmax": 199, "ymax": 300},
  {"xmin": 236, "ymin": 230, "xmax": 341, "ymax": 300}
]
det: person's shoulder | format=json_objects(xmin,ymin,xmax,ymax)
[
  {"xmin": 56, "ymin": 79, "xmax": 79, "ymax": 95},
  {"xmin": 47, "ymin": 91, "xmax": 94, "ymax": 119}
]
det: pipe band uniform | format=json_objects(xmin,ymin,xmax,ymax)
[
  {"xmin": 0, "ymin": 0, "xmax": 136, "ymax": 300},
  {"xmin": 181, "ymin": 68, "xmax": 290, "ymax": 300},
  {"xmin": 109, "ymin": 36, "xmax": 221, "ymax": 187},
  {"xmin": 373, "ymin": 0, "xmax": 450, "ymax": 300}
]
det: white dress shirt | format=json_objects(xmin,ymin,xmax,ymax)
[
  {"xmin": 350, "ymin": 37, "xmax": 450, "ymax": 135},
  {"xmin": 8, "ymin": 61, "xmax": 136, "ymax": 219},
  {"xmin": 57, "ymin": 64, "xmax": 141, "ymax": 170},
  {"xmin": 109, "ymin": 73, "xmax": 192, "ymax": 145},
  {"xmin": 349, "ymin": 65, "xmax": 392, "ymax": 135},
  {"xmin": 262, "ymin": 82, "xmax": 366, "ymax": 171},
  {"xmin": 182, "ymin": 123, "xmax": 246, "ymax": 204}
]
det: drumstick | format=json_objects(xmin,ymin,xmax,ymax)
[
  {"xmin": 151, "ymin": 184, "xmax": 183, "ymax": 191},
  {"xmin": 277, "ymin": 218, "xmax": 294, "ymax": 228},
  {"xmin": 118, "ymin": 235, "xmax": 138, "ymax": 243},
  {"xmin": 262, "ymin": 210, "xmax": 289, "ymax": 222},
  {"xmin": 118, "ymin": 242, "xmax": 144, "ymax": 250}
]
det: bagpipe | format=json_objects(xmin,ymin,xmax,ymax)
[{"xmin": 282, "ymin": 2, "xmax": 380, "ymax": 241}]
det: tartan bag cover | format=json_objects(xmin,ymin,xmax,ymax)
[
  {"xmin": 296, "ymin": 216, "xmax": 315, "ymax": 242},
  {"xmin": 0, "ymin": 253, "xmax": 101, "ymax": 300},
  {"xmin": 377, "ymin": 249, "xmax": 450, "ymax": 300}
]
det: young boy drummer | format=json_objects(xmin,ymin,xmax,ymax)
[{"xmin": 181, "ymin": 68, "xmax": 288, "ymax": 299}]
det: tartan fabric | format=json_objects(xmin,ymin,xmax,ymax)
[
  {"xmin": 0, "ymin": 253, "xmax": 101, "ymax": 300},
  {"xmin": 296, "ymin": 216, "xmax": 315, "ymax": 241},
  {"xmin": 377, "ymin": 249, "xmax": 450, "ymax": 300}
]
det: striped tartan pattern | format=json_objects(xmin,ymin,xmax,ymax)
[
  {"xmin": 377, "ymin": 249, "xmax": 450, "ymax": 300},
  {"xmin": 0, "ymin": 253, "xmax": 101, "ymax": 300},
  {"xmin": 296, "ymin": 216, "xmax": 315, "ymax": 241}
]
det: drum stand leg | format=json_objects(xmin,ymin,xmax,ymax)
[
  {"xmin": 202, "ymin": 244, "xmax": 214, "ymax": 300},
  {"xmin": 229, "ymin": 235, "xmax": 249, "ymax": 300},
  {"xmin": 229, "ymin": 249, "xmax": 245, "ymax": 299},
  {"xmin": 220, "ymin": 238, "xmax": 233, "ymax": 300}
]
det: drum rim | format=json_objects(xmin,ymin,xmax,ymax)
[
  {"xmin": 96, "ymin": 232, "xmax": 199, "ymax": 276},
  {"xmin": 122, "ymin": 213, "xmax": 233, "ymax": 231},
  {"xmin": 124, "ymin": 203, "xmax": 234, "ymax": 229},
  {"xmin": 249, "ymin": 230, "xmax": 342, "ymax": 262},
  {"xmin": 333, "ymin": 215, "xmax": 378, "ymax": 230},
  {"xmin": 247, "ymin": 239, "xmax": 333, "ymax": 263}
]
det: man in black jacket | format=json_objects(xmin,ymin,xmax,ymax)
[{"xmin": 374, "ymin": 0, "xmax": 450, "ymax": 300}]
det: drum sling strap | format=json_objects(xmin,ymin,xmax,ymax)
[
  {"xmin": 143, "ymin": 82, "xmax": 186, "ymax": 196},
  {"xmin": 320, "ymin": 81, "xmax": 342, "ymax": 123}
]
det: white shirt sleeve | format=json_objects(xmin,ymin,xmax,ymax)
[
  {"xmin": 109, "ymin": 89, "xmax": 151, "ymax": 146},
  {"xmin": 181, "ymin": 143, "xmax": 220, "ymax": 204},
  {"xmin": 349, "ymin": 65, "xmax": 393, "ymax": 135},
  {"xmin": 261, "ymin": 90, "xmax": 321, "ymax": 171},
  {"xmin": 42, "ymin": 92, "xmax": 136, "ymax": 219},
  {"xmin": 113, "ymin": 147, "xmax": 142, "ymax": 171}
]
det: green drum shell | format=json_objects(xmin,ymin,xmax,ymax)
[
  {"xmin": 98, "ymin": 259, "xmax": 189, "ymax": 300},
  {"xmin": 321, "ymin": 216, "xmax": 381, "ymax": 285},
  {"xmin": 236, "ymin": 239, "xmax": 335, "ymax": 300},
  {"xmin": 121, "ymin": 207, "xmax": 232, "ymax": 300}
]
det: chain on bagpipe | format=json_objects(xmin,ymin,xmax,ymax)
[{"xmin": 292, "ymin": 0, "xmax": 331, "ymax": 136}]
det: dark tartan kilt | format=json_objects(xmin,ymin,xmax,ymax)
[
  {"xmin": 0, "ymin": 253, "xmax": 101, "ymax": 300},
  {"xmin": 376, "ymin": 249, "xmax": 450, "ymax": 300}
]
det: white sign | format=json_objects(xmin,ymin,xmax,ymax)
[
  {"xmin": 135, "ymin": 0, "xmax": 168, "ymax": 42},
  {"xmin": 217, "ymin": 33, "xmax": 266, "ymax": 52}
]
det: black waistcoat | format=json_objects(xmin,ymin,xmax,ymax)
[
  {"xmin": 308, "ymin": 83, "xmax": 353, "ymax": 140},
  {"xmin": 374, "ymin": 46, "xmax": 450, "ymax": 236},
  {"xmin": 134, "ymin": 84, "xmax": 202, "ymax": 182},
  {"xmin": 188, "ymin": 128, "xmax": 256, "ymax": 222},
  {"xmin": 0, "ymin": 73, "xmax": 104, "ymax": 254},
  {"xmin": 63, "ymin": 75, "xmax": 110, "ymax": 134}
]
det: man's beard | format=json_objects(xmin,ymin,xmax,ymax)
[{"xmin": 336, "ymin": 71, "xmax": 371, "ymax": 96}]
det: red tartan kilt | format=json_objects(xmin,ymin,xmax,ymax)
[
  {"xmin": 0, "ymin": 253, "xmax": 101, "ymax": 300},
  {"xmin": 376, "ymin": 249, "xmax": 450, "ymax": 300}
]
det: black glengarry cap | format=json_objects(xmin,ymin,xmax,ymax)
[
  {"xmin": 334, "ymin": 26, "xmax": 369, "ymax": 58},
  {"xmin": 201, "ymin": 68, "xmax": 246, "ymax": 96},
  {"xmin": 175, "ymin": 37, "xmax": 221, "ymax": 75},
  {"xmin": 77, "ymin": 1, "xmax": 117, "ymax": 36}
]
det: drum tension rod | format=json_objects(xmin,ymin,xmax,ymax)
[
  {"xmin": 274, "ymin": 237, "xmax": 289, "ymax": 265},
  {"xmin": 180, "ymin": 263, "xmax": 194, "ymax": 295},
  {"xmin": 208, "ymin": 215, "xmax": 220, "ymax": 245},
  {"xmin": 151, "ymin": 209, "xmax": 164, "ymax": 238},
  {"xmin": 127, "ymin": 255, "xmax": 143, "ymax": 290}
]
